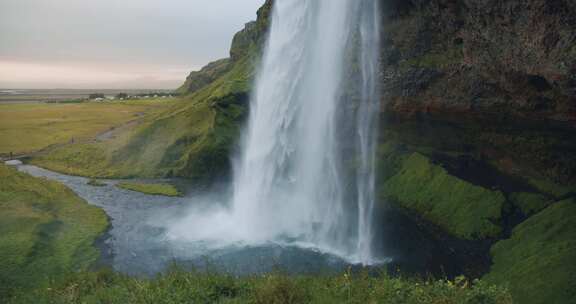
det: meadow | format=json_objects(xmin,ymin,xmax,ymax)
[
  {"xmin": 0, "ymin": 99, "xmax": 177, "ymax": 156},
  {"xmin": 0, "ymin": 164, "xmax": 108, "ymax": 300}
]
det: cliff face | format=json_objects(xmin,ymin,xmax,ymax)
[
  {"xmin": 178, "ymin": 0, "xmax": 272, "ymax": 96},
  {"xmin": 378, "ymin": 0, "xmax": 576, "ymax": 188},
  {"xmin": 380, "ymin": 0, "xmax": 576, "ymax": 124},
  {"xmin": 377, "ymin": 2, "xmax": 576, "ymax": 303}
]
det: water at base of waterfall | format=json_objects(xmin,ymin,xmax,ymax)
[{"xmin": 17, "ymin": 165, "xmax": 389, "ymax": 277}]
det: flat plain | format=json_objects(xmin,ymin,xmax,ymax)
[{"xmin": 0, "ymin": 100, "xmax": 176, "ymax": 155}]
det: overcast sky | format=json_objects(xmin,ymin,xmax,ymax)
[{"xmin": 0, "ymin": 0, "xmax": 265, "ymax": 89}]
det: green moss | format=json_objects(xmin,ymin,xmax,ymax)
[
  {"xmin": 382, "ymin": 153, "xmax": 505, "ymax": 240},
  {"xmin": 0, "ymin": 164, "xmax": 108, "ymax": 300},
  {"xmin": 11, "ymin": 269, "xmax": 512, "ymax": 304},
  {"xmin": 484, "ymin": 199, "xmax": 576, "ymax": 304},
  {"xmin": 116, "ymin": 182, "xmax": 182, "ymax": 197},
  {"xmin": 527, "ymin": 178, "xmax": 576, "ymax": 198},
  {"xmin": 376, "ymin": 141, "xmax": 406, "ymax": 181},
  {"xmin": 509, "ymin": 192, "xmax": 552, "ymax": 216}
]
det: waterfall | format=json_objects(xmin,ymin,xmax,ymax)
[
  {"xmin": 169, "ymin": 0, "xmax": 381, "ymax": 265},
  {"xmin": 231, "ymin": 0, "xmax": 381, "ymax": 264},
  {"xmin": 355, "ymin": 0, "xmax": 381, "ymax": 264}
]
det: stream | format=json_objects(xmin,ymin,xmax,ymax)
[
  {"xmin": 15, "ymin": 164, "xmax": 358, "ymax": 277},
  {"xmin": 13, "ymin": 163, "xmax": 491, "ymax": 279}
]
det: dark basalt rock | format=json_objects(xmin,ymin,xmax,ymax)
[
  {"xmin": 378, "ymin": 0, "xmax": 576, "ymax": 190},
  {"xmin": 379, "ymin": 0, "xmax": 576, "ymax": 127}
]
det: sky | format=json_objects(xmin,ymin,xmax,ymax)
[{"xmin": 0, "ymin": 0, "xmax": 265, "ymax": 89}]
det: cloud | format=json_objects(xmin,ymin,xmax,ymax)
[
  {"xmin": 0, "ymin": 60, "xmax": 190, "ymax": 89},
  {"xmin": 0, "ymin": 0, "xmax": 265, "ymax": 89}
]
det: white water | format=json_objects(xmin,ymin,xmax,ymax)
[{"xmin": 170, "ymin": 0, "xmax": 381, "ymax": 265}]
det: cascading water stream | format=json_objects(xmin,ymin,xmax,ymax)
[
  {"xmin": 170, "ymin": 0, "xmax": 382, "ymax": 265},
  {"xmin": 355, "ymin": 0, "xmax": 382, "ymax": 264},
  {"xmin": 232, "ymin": 0, "xmax": 381, "ymax": 264}
]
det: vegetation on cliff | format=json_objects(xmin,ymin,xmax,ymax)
[
  {"xmin": 508, "ymin": 192, "xmax": 552, "ymax": 216},
  {"xmin": 381, "ymin": 150, "xmax": 505, "ymax": 240},
  {"xmin": 484, "ymin": 199, "xmax": 576, "ymax": 304},
  {"xmin": 378, "ymin": 136, "xmax": 576, "ymax": 303}
]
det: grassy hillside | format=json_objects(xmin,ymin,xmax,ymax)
[
  {"xmin": 10, "ymin": 269, "xmax": 512, "ymax": 304},
  {"xmin": 382, "ymin": 152, "xmax": 505, "ymax": 240},
  {"xmin": 0, "ymin": 164, "xmax": 108, "ymax": 300},
  {"xmin": 484, "ymin": 199, "xmax": 576, "ymax": 304},
  {"xmin": 31, "ymin": 57, "xmax": 254, "ymax": 180},
  {"xmin": 378, "ymin": 139, "xmax": 576, "ymax": 303}
]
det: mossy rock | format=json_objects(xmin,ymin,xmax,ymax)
[
  {"xmin": 526, "ymin": 178, "xmax": 576, "ymax": 198},
  {"xmin": 484, "ymin": 198, "xmax": 576, "ymax": 304},
  {"xmin": 381, "ymin": 152, "xmax": 505, "ymax": 240},
  {"xmin": 509, "ymin": 192, "xmax": 552, "ymax": 216}
]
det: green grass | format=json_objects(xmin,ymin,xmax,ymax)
[
  {"xmin": 32, "ymin": 57, "xmax": 254, "ymax": 181},
  {"xmin": 0, "ymin": 100, "xmax": 175, "ymax": 155},
  {"xmin": 9, "ymin": 269, "xmax": 512, "ymax": 304},
  {"xmin": 484, "ymin": 198, "xmax": 576, "ymax": 304},
  {"xmin": 31, "ymin": 143, "xmax": 120, "ymax": 177},
  {"xmin": 381, "ymin": 152, "xmax": 506, "ymax": 240},
  {"xmin": 117, "ymin": 182, "xmax": 182, "ymax": 197},
  {"xmin": 0, "ymin": 164, "xmax": 108, "ymax": 300},
  {"xmin": 526, "ymin": 177, "xmax": 576, "ymax": 198},
  {"xmin": 509, "ymin": 192, "xmax": 552, "ymax": 216}
]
